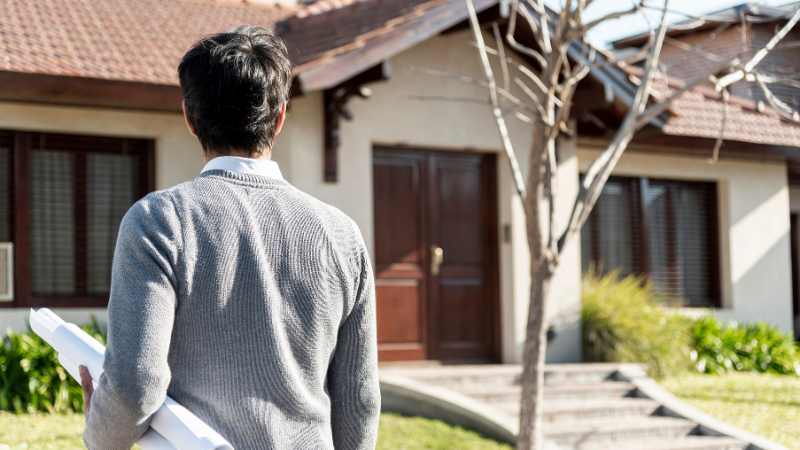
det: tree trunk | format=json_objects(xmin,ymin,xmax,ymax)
[
  {"xmin": 517, "ymin": 260, "xmax": 553, "ymax": 450},
  {"xmin": 517, "ymin": 126, "xmax": 552, "ymax": 450}
]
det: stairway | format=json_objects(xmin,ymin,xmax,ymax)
[{"xmin": 381, "ymin": 364, "xmax": 748, "ymax": 450}]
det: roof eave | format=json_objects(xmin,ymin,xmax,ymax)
[{"xmin": 293, "ymin": 0, "xmax": 500, "ymax": 92}]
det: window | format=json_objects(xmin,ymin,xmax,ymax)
[
  {"xmin": 0, "ymin": 130, "xmax": 153, "ymax": 308},
  {"xmin": 581, "ymin": 176, "xmax": 720, "ymax": 307}
]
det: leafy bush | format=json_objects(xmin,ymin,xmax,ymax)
[
  {"xmin": 582, "ymin": 271, "xmax": 692, "ymax": 378},
  {"xmin": 691, "ymin": 315, "xmax": 800, "ymax": 376},
  {"xmin": 0, "ymin": 316, "xmax": 106, "ymax": 414}
]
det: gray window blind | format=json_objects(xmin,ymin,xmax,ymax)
[
  {"xmin": 87, "ymin": 153, "xmax": 138, "ymax": 294},
  {"xmin": 30, "ymin": 149, "xmax": 76, "ymax": 296},
  {"xmin": 581, "ymin": 176, "xmax": 719, "ymax": 307},
  {"xmin": 28, "ymin": 133, "xmax": 147, "ymax": 298}
]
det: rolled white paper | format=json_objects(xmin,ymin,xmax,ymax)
[
  {"xmin": 30, "ymin": 308, "xmax": 234, "ymax": 450},
  {"xmin": 52, "ymin": 323, "xmax": 106, "ymax": 381},
  {"xmin": 58, "ymin": 353, "xmax": 97, "ymax": 390},
  {"xmin": 58, "ymin": 353, "xmax": 176, "ymax": 450}
]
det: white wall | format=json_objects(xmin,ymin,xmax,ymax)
[
  {"xmin": 0, "ymin": 101, "xmax": 202, "ymax": 332},
  {"xmin": 277, "ymin": 29, "xmax": 582, "ymax": 363},
  {"xmin": 578, "ymin": 144, "xmax": 794, "ymax": 333}
]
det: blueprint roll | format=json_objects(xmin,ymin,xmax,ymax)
[
  {"xmin": 30, "ymin": 308, "xmax": 235, "ymax": 450},
  {"xmin": 58, "ymin": 354, "xmax": 178, "ymax": 450}
]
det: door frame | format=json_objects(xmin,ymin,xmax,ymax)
[{"xmin": 372, "ymin": 145, "xmax": 502, "ymax": 363}]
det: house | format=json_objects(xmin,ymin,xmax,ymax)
[{"xmin": 0, "ymin": 0, "xmax": 797, "ymax": 368}]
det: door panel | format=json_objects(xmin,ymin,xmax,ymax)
[
  {"xmin": 373, "ymin": 153, "xmax": 427, "ymax": 361},
  {"xmin": 373, "ymin": 147, "xmax": 499, "ymax": 363},
  {"xmin": 375, "ymin": 281, "xmax": 422, "ymax": 343},
  {"xmin": 428, "ymin": 154, "xmax": 496, "ymax": 361}
]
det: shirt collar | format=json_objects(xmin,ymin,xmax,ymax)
[{"xmin": 200, "ymin": 156, "xmax": 283, "ymax": 180}]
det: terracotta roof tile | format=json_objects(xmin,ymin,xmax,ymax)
[
  {"xmin": 621, "ymin": 65, "xmax": 800, "ymax": 147},
  {"xmin": 663, "ymin": 85, "xmax": 800, "ymax": 147},
  {"xmin": 0, "ymin": 0, "xmax": 293, "ymax": 86},
  {"xmin": 281, "ymin": 0, "xmax": 448, "ymax": 69}
]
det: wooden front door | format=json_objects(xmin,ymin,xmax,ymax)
[{"xmin": 373, "ymin": 147, "xmax": 499, "ymax": 363}]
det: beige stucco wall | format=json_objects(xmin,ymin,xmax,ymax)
[
  {"xmin": 277, "ymin": 29, "xmax": 582, "ymax": 363},
  {"xmin": 578, "ymin": 144, "xmax": 795, "ymax": 333},
  {"xmin": 0, "ymin": 101, "xmax": 202, "ymax": 333}
]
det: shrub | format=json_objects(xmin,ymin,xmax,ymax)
[
  {"xmin": 0, "ymin": 316, "xmax": 106, "ymax": 414},
  {"xmin": 582, "ymin": 271, "xmax": 692, "ymax": 378},
  {"xmin": 691, "ymin": 315, "xmax": 800, "ymax": 376}
]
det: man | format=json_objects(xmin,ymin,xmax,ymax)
[{"xmin": 78, "ymin": 26, "xmax": 380, "ymax": 450}]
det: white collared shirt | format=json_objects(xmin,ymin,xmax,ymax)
[{"xmin": 200, "ymin": 156, "xmax": 283, "ymax": 180}]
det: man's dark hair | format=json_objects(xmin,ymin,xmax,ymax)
[{"xmin": 178, "ymin": 26, "xmax": 292, "ymax": 156}]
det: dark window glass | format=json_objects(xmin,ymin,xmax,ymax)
[
  {"xmin": 581, "ymin": 176, "xmax": 719, "ymax": 307},
  {"xmin": 30, "ymin": 149, "xmax": 76, "ymax": 295},
  {"xmin": 87, "ymin": 153, "xmax": 139, "ymax": 294},
  {"xmin": 0, "ymin": 134, "xmax": 13, "ymax": 243}
]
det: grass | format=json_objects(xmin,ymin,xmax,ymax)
[
  {"xmin": 0, "ymin": 412, "xmax": 85, "ymax": 450},
  {"xmin": 377, "ymin": 413, "xmax": 512, "ymax": 450},
  {"xmin": 0, "ymin": 412, "xmax": 511, "ymax": 450},
  {"xmin": 661, "ymin": 373, "xmax": 800, "ymax": 450}
]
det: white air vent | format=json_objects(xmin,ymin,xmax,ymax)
[{"xmin": 0, "ymin": 243, "xmax": 13, "ymax": 301}]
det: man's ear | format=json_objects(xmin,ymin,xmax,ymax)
[
  {"xmin": 182, "ymin": 100, "xmax": 198, "ymax": 137},
  {"xmin": 274, "ymin": 102, "xmax": 287, "ymax": 135}
]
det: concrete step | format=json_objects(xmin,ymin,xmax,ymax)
[
  {"xmin": 534, "ymin": 399, "xmax": 660, "ymax": 423},
  {"xmin": 382, "ymin": 363, "xmax": 627, "ymax": 388},
  {"xmin": 383, "ymin": 364, "xmax": 522, "ymax": 388},
  {"xmin": 543, "ymin": 364, "xmax": 623, "ymax": 386},
  {"xmin": 456, "ymin": 381, "xmax": 636, "ymax": 404},
  {"xmin": 544, "ymin": 381, "xmax": 636, "ymax": 401},
  {"xmin": 543, "ymin": 417, "xmax": 697, "ymax": 448},
  {"xmin": 586, "ymin": 436, "xmax": 748, "ymax": 450}
]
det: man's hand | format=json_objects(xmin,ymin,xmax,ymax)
[{"xmin": 79, "ymin": 365, "xmax": 94, "ymax": 418}]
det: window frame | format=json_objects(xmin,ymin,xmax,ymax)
[
  {"xmin": 582, "ymin": 175, "xmax": 722, "ymax": 308},
  {"xmin": 4, "ymin": 130, "xmax": 154, "ymax": 309}
]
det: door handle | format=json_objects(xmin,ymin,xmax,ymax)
[{"xmin": 431, "ymin": 246, "xmax": 444, "ymax": 276}]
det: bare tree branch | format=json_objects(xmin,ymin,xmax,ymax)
[
  {"xmin": 515, "ymin": 78, "xmax": 552, "ymax": 125},
  {"xmin": 663, "ymin": 21, "xmax": 733, "ymax": 68},
  {"xmin": 709, "ymin": 88, "xmax": 729, "ymax": 164},
  {"xmin": 398, "ymin": 93, "xmax": 490, "ymax": 106},
  {"xmin": 634, "ymin": 59, "xmax": 737, "ymax": 129},
  {"xmin": 473, "ymin": 44, "xmax": 553, "ymax": 97},
  {"xmin": 407, "ymin": 66, "xmax": 541, "ymax": 116},
  {"xmin": 466, "ymin": 0, "xmax": 527, "ymax": 202},
  {"xmin": 755, "ymin": 74, "xmax": 800, "ymax": 122},
  {"xmin": 717, "ymin": 6, "xmax": 800, "ymax": 89},
  {"xmin": 506, "ymin": 0, "xmax": 549, "ymax": 68},
  {"xmin": 493, "ymin": 22, "xmax": 511, "ymax": 103},
  {"xmin": 568, "ymin": 2, "xmax": 642, "ymax": 39}
]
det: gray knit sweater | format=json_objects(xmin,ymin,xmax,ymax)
[{"xmin": 84, "ymin": 170, "xmax": 380, "ymax": 450}]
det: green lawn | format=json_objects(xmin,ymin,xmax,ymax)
[
  {"xmin": 661, "ymin": 373, "xmax": 800, "ymax": 450},
  {"xmin": 0, "ymin": 412, "xmax": 511, "ymax": 450},
  {"xmin": 377, "ymin": 413, "xmax": 512, "ymax": 450}
]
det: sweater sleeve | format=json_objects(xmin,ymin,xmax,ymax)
[
  {"xmin": 84, "ymin": 193, "xmax": 181, "ymax": 450},
  {"xmin": 328, "ymin": 235, "xmax": 381, "ymax": 449}
]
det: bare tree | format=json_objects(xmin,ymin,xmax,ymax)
[{"xmin": 407, "ymin": 1, "xmax": 800, "ymax": 449}]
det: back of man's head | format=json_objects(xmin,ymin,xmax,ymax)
[{"xmin": 178, "ymin": 26, "xmax": 292, "ymax": 157}]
